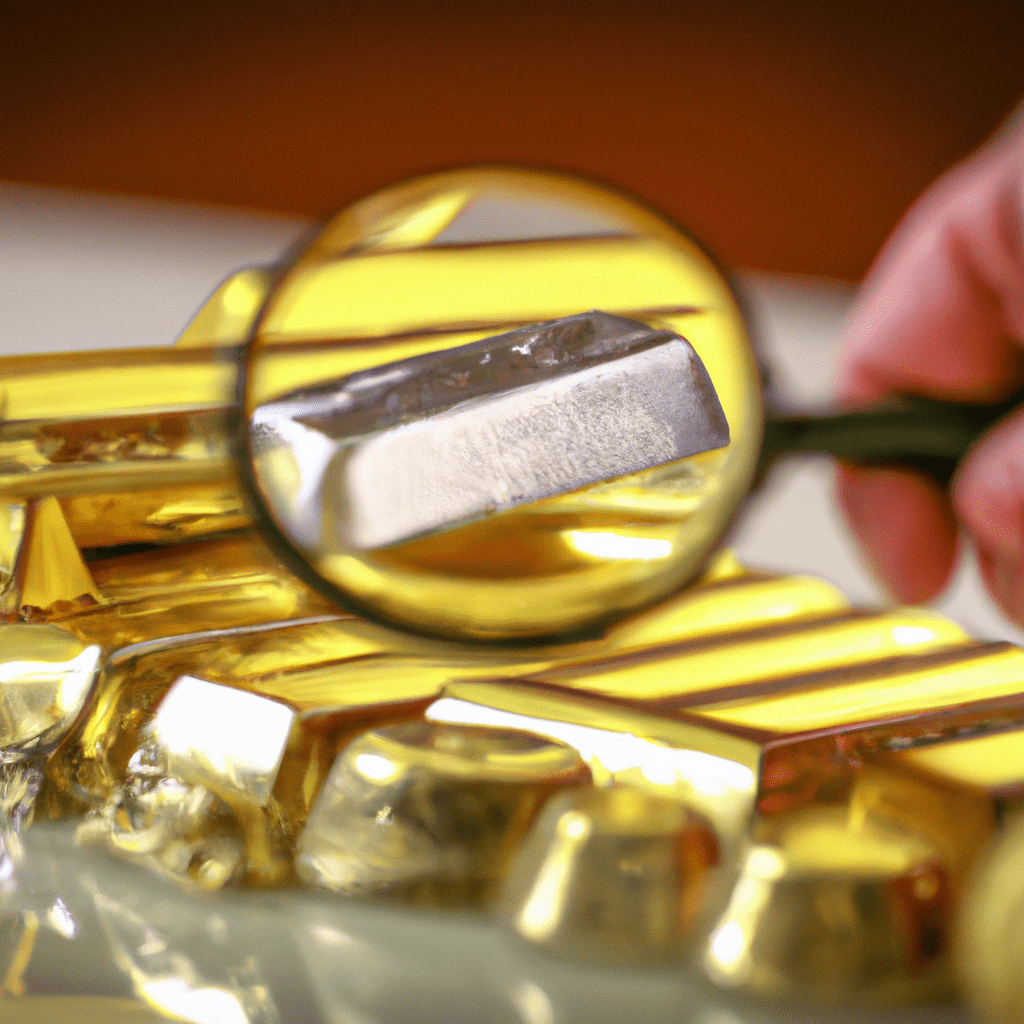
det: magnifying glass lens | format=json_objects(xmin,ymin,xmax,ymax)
[{"xmin": 240, "ymin": 168, "xmax": 761, "ymax": 641}]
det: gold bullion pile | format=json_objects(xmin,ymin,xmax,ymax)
[
  {"xmin": 0, "ymin": 182, "xmax": 1021, "ymax": 1020},
  {"xmin": 1, "ymin": 450, "xmax": 1024, "ymax": 1019}
]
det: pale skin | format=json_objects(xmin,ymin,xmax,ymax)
[{"xmin": 836, "ymin": 117, "xmax": 1024, "ymax": 624}]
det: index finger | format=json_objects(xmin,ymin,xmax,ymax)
[{"xmin": 840, "ymin": 131, "xmax": 1024, "ymax": 407}]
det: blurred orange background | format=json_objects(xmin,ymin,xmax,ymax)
[{"xmin": 4, "ymin": 0, "xmax": 1023, "ymax": 280}]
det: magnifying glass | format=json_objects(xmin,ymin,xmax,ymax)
[
  {"xmin": 237, "ymin": 165, "xmax": 1024, "ymax": 643},
  {"xmin": 235, "ymin": 168, "xmax": 763, "ymax": 642}
]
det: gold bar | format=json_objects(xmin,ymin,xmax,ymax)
[
  {"xmin": 50, "ymin": 532, "xmax": 338, "ymax": 648},
  {"xmin": 696, "ymin": 642, "xmax": 1024, "ymax": 733},
  {"xmin": 531, "ymin": 609, "xmax": 970, "ymax": 700},
  {"xmin": 0, "ymin": 345, "xmax": 240, "ymax": 548}
]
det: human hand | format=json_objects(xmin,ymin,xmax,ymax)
[{"xmin": 836, "ymin": 118, "xmax": 1024, "ymax": 623}]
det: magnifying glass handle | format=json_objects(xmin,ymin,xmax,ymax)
[{"xmin": 759, "ymin": 387, "xmax": 1024, "ymax": 485}]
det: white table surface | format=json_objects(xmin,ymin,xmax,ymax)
[{"xmin": 0, "ymin": 180, "xmax": 999, "ymax": 1023}]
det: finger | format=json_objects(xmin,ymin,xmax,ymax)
[
  {"xmin": 835, "ymin": 464, "xmax": 958, "ymax": 604},
  {"xmin": 835, "ymin": 130, "xmax": 1024, "ymax": 607},
  {"xmin": 954, "ymin": 403, "xmax": 1024, "ymax": 560},
  {"xmin": 953, "ymin": 403, "xmax": 1024, "ymax": 624},
  {"xmin": 976, "ymin": 548, "xmax": 1024, "ymax": 629},
  {"xmin": 839, "ymin": 134, "xmax": 1024, "ymax": 406}
]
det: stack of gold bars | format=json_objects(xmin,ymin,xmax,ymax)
[{"xmin": 0, "ymin": 169, "xmax": 1020, "ymax": 1024}]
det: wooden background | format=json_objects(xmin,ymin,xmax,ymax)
[{"xmin": 4, "ymin": 0, "xmax": 1024, "ymax": 280}]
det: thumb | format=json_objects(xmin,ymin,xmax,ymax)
[{"xmin": 953, "ymin": 404, "xmax": 1024, "ymax": 624}]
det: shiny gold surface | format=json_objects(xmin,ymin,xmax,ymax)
[
  {"xmin": 0, "ymin": 996, "xmax": 171, "ymax": 1023},
  {"xmin": 692, "ymin": 641, "xmax": 1024, "ymax": 733},
  {"xmin": 42, "ymin": 553, "xmax": 839, "ymax": 818},
  {"xmin": 15, "ymin": 497, "xmax": 100, "ymax": 616},
  {"xmin": 0, "ymin": 625, "xmax": 99, "ymax": 756},
  {"xmin": 525, "ymin": 608, "xmax": 969, "ymax": 700},
  {"xmin": 957, "ymin": 813, "xmax": 1024, "ymax": 1024},
  {"xmin": 0, "ymin": 344, "xmax": 240, "ymax": 549},
  {"xmin": 5, "ymin": 548, "xmax": 1024, "ymax": 1017},
  {"xmin": 77, "ymin": 674, "xmax": 298, "ymax": 889},
  {"xmin": 243, "ymin": 168, "xmax": 762, "ymax": 639},
  {"xmin": 53, "ymin": 531, "xmax": 337, "ymax": 649},
  {"xmin": 891, "ymin": 725, "xmax": 1024, "ymax": 795},
  {"xmin": 174, "ymin": 268, "xmax": 273, "ymax": 349}
]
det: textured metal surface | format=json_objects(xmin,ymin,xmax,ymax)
[{"xmin": 252, "ymin": 311, "xmax": 729, "ymax": 550}]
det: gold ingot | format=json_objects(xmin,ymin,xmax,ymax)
[
  {"xmin": 0, "ymin": 345, "xmax": 240, "ymax": 549},
  {"xmin": 427, "ymin": 682, "xmax": 763, "ymax": 843},
  {"xmin": 50, "ymin": 531, "xmax": 338, "ymax": 649},
  {"xmin": 500, "ymin": 785, "xmax": 722, "ymax": 962},
  {"xmin": 525, "ymin": 608, "xmax": 969, "ymax": 700},
  {"xmin": 691, "ymin": 641, "xmax": 1024, "ymax": 735},
  {"xmin": 702, "ymin": 806, "xmax": 955, "ymax": 1002},
  {"xmin": 296, "ymin": 720, "xmax": 589, "ymax": 906}
]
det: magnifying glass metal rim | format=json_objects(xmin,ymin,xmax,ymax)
[{"xmin": 234, "ymin": 163, "xmax": 760, "ymax": 646}]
